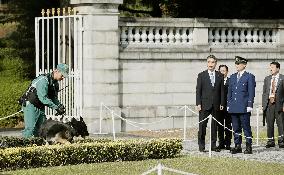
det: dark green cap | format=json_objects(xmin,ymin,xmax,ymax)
[{"xmin": 57, "ymin": 63, "xmax": 69, "ymax": 78}]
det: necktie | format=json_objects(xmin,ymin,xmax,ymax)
[
  {"xmin": 237, "ymin": 73, "xmax": 241, "ymax": 82},
  {"xmin": 270, "ymin": 76, "xmax": 276, "ymax": 104},
  {"xmin": 210, "ymin": 72, "xmax": 214, "ymax": 86}
]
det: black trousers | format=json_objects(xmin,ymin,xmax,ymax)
[
  {"xmin": 198, "ymin": 107, "xmax": 218, "ymax": 149},
  {"xmin": 216, "ymin": 110, "xmax": 232, "ymax": 147},
  {"xmin": 266, "ymin": 103, "xmax": 284, "ymax": 144}
]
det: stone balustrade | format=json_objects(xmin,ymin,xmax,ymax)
[
  {"xmin": 119, "ymin": 18, "xmax": 284, "ymax": 48},
  {"xmin": 120, "ymin": 26, "xmax": 193, "ymax": 45},
  {"xmin": 119, "ymin": 18, "xmax": 196, "ymax": 47},
  {"xmin": 209, "ymin": 28, "xmax": 278, "ymax": 46}
]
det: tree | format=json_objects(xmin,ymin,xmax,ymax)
[
  {"xmin": 120, "ymin": 0, "xmax": 284, "ymax": 19},
  {"xmin": 0, "ymin": 0, "xmax": 68, "ymax": 78}
]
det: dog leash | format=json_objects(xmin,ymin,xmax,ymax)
[{"xmin": 0, "ymin": 110, "xmax": 23, "ymax": 121}]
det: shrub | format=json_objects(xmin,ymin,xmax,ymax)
[
  {"xmin": 0, "ymin": 138, "xmax": 182, "ymax": 170},
  {"xmin": 0, "ymin": 136, "xmax": 112, "ymax": 148},
  {"xmin": 0, "ymin": 47, "xmax": 31, "ymax": 127}
]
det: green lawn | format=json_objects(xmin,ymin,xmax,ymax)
[{"xmin": 5, "ymin": 155, "xmax": 284, "ymax": 175}]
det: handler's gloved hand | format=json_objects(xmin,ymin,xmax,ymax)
[{"xmin": 55, "ymin": 104, "xmax": 66, "ymax": 116}]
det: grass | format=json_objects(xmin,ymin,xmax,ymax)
[{"xmin": 5, "ymin": 155, "xmax": 284, "ymax": 175}]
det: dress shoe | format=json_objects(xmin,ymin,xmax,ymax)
[
  {"xmin": 279, "ymin": 143, "xmax": 284, "ymax": 148},
  {"xmin": 230, "ymin": 145, "xmax": 242, "ymax": 154},
  {"xmin": 244, "ymin": 143, "xmax": 252, "ymax": 154},
  {"xmin": 211, "ymin": 147, "xmax": 221, "ymax": 152},
  {"xmin": 216, "ymin": 145, "xmax": 226, "ymax": 150},
  {"xmin": 225, "ymin": 145, "xmax": 231, "ymax": 150},
  {"xmin": 265, "ymin": 143, "xmax": 275, "ymax": 148}
]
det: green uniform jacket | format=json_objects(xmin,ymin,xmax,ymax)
[{"xmin": 32, "ymin": 73, "xmax": 60, "ymax": 109}]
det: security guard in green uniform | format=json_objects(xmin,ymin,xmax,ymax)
[{"xmin": 21, "ymin": 63, "xmax": 69, "ymax": 138}]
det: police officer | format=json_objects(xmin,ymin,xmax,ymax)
[
  {"xmin": 21, "ymin": 63, "xmax": 69, "ymax": 138},
  {"xmin": 227, "ymin": 56, "xmax": 256, "ymax": 154}
]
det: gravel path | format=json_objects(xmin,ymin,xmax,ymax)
[{"xmin": 182, "ymin": 140, "xmax": 284, "ymax": 164}]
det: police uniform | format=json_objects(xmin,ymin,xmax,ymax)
[
  {"xmin": 227, "ymin": 56, "xmax": 256, "ymax": 154},
  {"xmin": 22, "ymin": 64, "xmax": 69, "ymax": 138}
]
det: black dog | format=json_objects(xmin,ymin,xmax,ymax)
[{"xmin": 39, "ymin": 116, "xmax": 89, "ymax": 145}]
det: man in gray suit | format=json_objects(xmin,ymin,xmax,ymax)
[{"xmin": 262, "ymin": 61, "xmax": 284, "ymax": 148}]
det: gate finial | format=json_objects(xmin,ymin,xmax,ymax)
[
  {"xmin": 57, "ymin": 8, "xmax": 61, "ymax": 16},
  {"xmin": 47, "ymin": 9, "xmax": 50, "ymax": 17},
  {"xmin": 72, "ymin": 8, "xmax": 77, "ymax": 15},
  {"xmin": 52, "ymin": 8, "xmax": 55, "ymax": 16},
  {"xmin": 41, "ymin": 9, "xmax": 45, "ymax": 17},
  {"xmin": 63, "ymin": 8, "xmax": 66, "ymax": 15},
  {"xmin": 68, "ymin": 7, "xmax": 71, "ymax": 15}
]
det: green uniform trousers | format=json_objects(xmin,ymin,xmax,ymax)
[{"xmin": 22, "ymin": 101, "xmax": 46, "ymax": 138}]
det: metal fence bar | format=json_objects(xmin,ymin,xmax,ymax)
[
  {"xmin": 52, "ymin": 16, "xmax": 55, "ymax": 69},
  {"xmin": 35, "ymin": 18, "xmax": 40, "ymax": 76},
  {"xmin": 47, "ymin": 17, "xmax": 50, "ymax": 71},
  {"xmin": 41, "ymin": 18, "xmax": 45, "ymax": 72},
  {"xmin": 79, "ymin": 16, "xmax": 83, "ymax": 118},
  {"xmin": 183, "ymin": 105, "xmax": 187, "ymax": 140},
  {"xmin": 209, "ymin": 114, "xmax": 212, "ymax": 158},
  {"xmin": 256, "ymin": 106, "xmax": 260, "ymax": 146}
]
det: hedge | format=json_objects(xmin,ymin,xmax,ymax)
[
  {"xmin": 0, "ymin": 136, "xmax": 111, "ymax": 148},
  {"xmin": 0, "ymin": 138, "xmax": 182, "ymax": 170}
]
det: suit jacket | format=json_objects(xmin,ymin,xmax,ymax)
[
  {"xmin": 262, "ymin": 74, "xmax": 284, "ymax": 112},
  {"xmin": 227, "ymin": 71, "xmax": 256, "ymax": 113},
  {"xmin": 196, "ymin": 70, "xmax": 225, "ymax": 111}
]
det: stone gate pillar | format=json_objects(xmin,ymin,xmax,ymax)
[{"xmin": 70, "ymin": 0, "xmax": 123, "ymax": 133}]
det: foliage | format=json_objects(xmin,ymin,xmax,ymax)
[
  {"xmin": 0, "ymin": 0, "xmax": 66, "ymax": 79},
  {"xmin": 0, "ymin": 48, "xmax": 31, "ymax": 127},
  {"xmin": 0, "ymin": 136, "xmax": 112, "ymax": 148},
  {"xmin": 0, "ymin": 138, "xmax": 182, "ymax": 170},
  {"xmin": 120, "ymin": 0, "xmax": 284, "ymax": 19},
  {"xmin": 0, "ymin": 136, "xmax": 45, "ymax": 148}
]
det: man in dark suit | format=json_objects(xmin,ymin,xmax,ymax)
[
  {"xmin": 262, "ymin": 61, "xmax": 284, "ymax": 148},
  {"xmin": 196, "ymin": 55, "xmax": 225, "ymax": 152},
  {"xmin": 217, "ymin": 65, "xmax": 232, "ymax": 150},
  {"xmin": 227, "ymin": 56, "xmax": 256, "ymax": 154}
]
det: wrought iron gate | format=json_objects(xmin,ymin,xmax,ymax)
[{"xmin": 35, "ymin": 8, "xmax": 83, "ymax": 121}]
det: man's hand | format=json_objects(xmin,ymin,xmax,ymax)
[
  {"xmin": 196, "ymin": 105, "xmax": 201, "ymax": 111},
  {"xmin": 220, "ymin": 105, "xmax": 224, "ymax": 110},
  {"xmin": 247, "ymin": 107, "xmax": 253, "ymax": 113},
  {"xmin": 55, "ymin": 104, "xmax": 66, "ymax": 116},
  {"xmin": 227, "ymin": 107, "xmax": 229, "ymax": 111}
]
